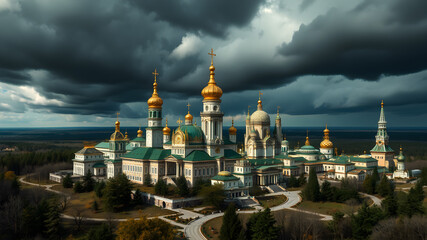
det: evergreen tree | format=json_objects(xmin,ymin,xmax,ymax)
[
  {"xmin": 363, "ymin": 175, "xmax": 375, "ymax": 194},
  {"xmin": 103, "ymin": 173, "xmax": 133, "ymax": 212},
  {"xmin": 176, "ymin": 175, "xmax": 190, "ymax": 197},
  {"xmin": 351, "ymin": 202, "xmax": 384, "ymax": 240},
  {"xmin": 298, "ymin": 171, "xmax": 306, "ymax": 186},
  {"xmin": 250, "ymin": 208, "xmax": 279, "ymax": 240},
  {"xmin": 154, "ymin": 178, "xmax": 168, "ymax": 196},
  {"xmin": 44, "ymin": 199, "xmax": 62, "ymax": 240},
  {"xmin": 381, "ymin": 192, "xmax": 398, "ymax": 217},
  {"xmin": 420, "ymin": 167, "xmax": 427, "ymax": 186},
  {"xmin": 288, "ymin": 175, "xmax": 299, "ymax": 188},
  {"xmin": 377, "ymin": 175, "xmax": 393, "ymax": 197},
  {"xmin": 320, "ymin": 180, "xmax": 333, "ymax": 201},
  {"xmin": 372, "ymin": 167, "xmax": 380, "ymax": 182},
  {"xmin": 82, "ymin": 170, "xmax": 95, "ymax": 192},
  {"xmin": 405, "ymin": 182, "xmax": 424, "ymax": 217},
  {"xmin": 11, "ymin": 176, "xmax": 20, "ymax": 195},
  {"xmin": 62, "ymin": 173, "xmax": 73, "ymax": 188},
  {"xmin": 83, "ymin": 223, "xmax": 114, "ymax": 240},
  {"xmin": 143, "ymin": 174, "xmax": 151, "ymax": 186},
  {"xmin": 73, "ymin": 181, "xmax": 84, "ymax": 193},
  {"xmin": 220, "ymin": 203, "xmax": 243, "ymax": 240},
  {"xmin": 133, "ymin": 189, "xmax": 143, "ymax": 205},
  {"xmin": 303, "ymin": 168, "xmax": 320, "ymax": 202},
  {"xmin": 94, "ymin": 181, "xmax": 106, "ymax": 198}
]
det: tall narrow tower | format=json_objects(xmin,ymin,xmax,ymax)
[
  {"xmin": 370, "ymin": 100, "xmax": 394, "ymax": 168},
  {"xmin": 201, "ymin": 49, "xmax": 224, "ymax": 156},
  {"xmin": 146, "ymin": 69, "xmax": 163, "ymax": 148},
  {"xmin": 229, "ymin": 119, "xmax": 237, "ymax": 143},
  {"xmin": 275, "ymin": 106, "xmax": 283, "ymax": 154},
  {"xmin": 320, "ymin": 124, "xmax": 334, "ymax": 159}
]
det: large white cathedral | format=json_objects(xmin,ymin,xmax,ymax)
[{"xmin": 70, "ymin": 49, "xmax": 408, "ymax": 199}]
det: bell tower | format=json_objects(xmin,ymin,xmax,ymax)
[
  {"xmin": 201, "ymin": 49, "xmax": 224, "ymax": 156},
  {"xmin": 146, "ymin": 69, "xmax": 163, "ymax": 148}
]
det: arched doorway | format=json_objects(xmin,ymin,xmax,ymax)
[{"xmin": 162, "ymin": 201, "xmax": 166, "ymax": 208}]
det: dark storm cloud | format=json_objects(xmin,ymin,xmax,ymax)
[
  {"xmin": 132, "ymin": 0, "xmax": 266, "ymax": 37},
  {"xmin": 0, "ymin": 69, "xmax": 30, "ymax": 85},
  {"xmin": 278, "ymin": 0, "xmax": 427, "ymax": 80}
]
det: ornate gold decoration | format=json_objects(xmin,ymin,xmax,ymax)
[
  {"xmin": 185, "ymin": 102, "xmax": 193, "ymax": 121},
  {"xmin": 147, "ymin": 68, "xmax": 163, "ymax": 108},
  {"xmin": 110, "ymin": 112, "xmax": 125, "ymax": 140},
  {"xmin": 177, "ymin": 117, "xmax": 183, "ymax": 126},
  {"xmin": 305, "ymin": 130, "xmax": 310, "ymax": 146},
  {"xmin": 229, "ymin": 118, "xmax": 237, "ymax": 135},
  {"xmin": 381, "ymin": 100, "xmax": 384, "ymax": 108},
  {"xmin": 163, "ymin": 118, "xmax": 171, "ymax": 135},
  {"xmin": 320, "ymin": 124, "xmax": 333, "ymax": 149},
  {"xmin": 201, "ymin": 48, "xmax": 223, "ymax": 101}
]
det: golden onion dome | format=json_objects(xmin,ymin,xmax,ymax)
[
  {"xmin": 185, "ymin": 113, "xmax": 193, "ymax": 121},
  {"xmin": 137, "ymin": 128, "xmax": 143, "ymax": 137},
  {"xmin": 201, "ymin": 50, "xmax": 223, "ymax": 101},
  {"xmin": 305, "ymin": 136, "xmax": 310, "ymax": 146},
  {"xmin": 218, "ymin": 171, "xmax": 231, "ymax": 176},
  {"xmin": 147, "ymin": 69, "xmax": 163, "ymax": 108},
  {"xmin": 320, "ymin": 124, "xmax": 333, "ymax": 149},
  {"xmin": 163, "ymin": 119, "xmax": 171, "ymax": 135},
  {"xmin": 229, "ymin": 119, "xmax": 237, "ymax": 135},
  {"xmin": 320, "ymin": 139, "xmax": 333, "ymax": 149},
  {"xmin": 110, "ymin": 120, "xmax": 125, "ymax": 140}
]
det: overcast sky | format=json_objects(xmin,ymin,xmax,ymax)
[{"xmin": 1, "ymin": 0, "xmax": 427, "ymax": 128}]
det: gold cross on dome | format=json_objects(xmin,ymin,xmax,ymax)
[
  {"xmin": 208, "ymin": 48, "xmax": 216, "ymax": 65},
  {"xmin": 116, "ymin": 112, "xmax": 120, "ymax": 121},
  {"xmin": 177, "ymin": 117, "xmax": 182, "ymax": 126},
  {"xmin": 277, "ymin": 106, "xmax": 280, "ymax": 114},
  {"xmin": 152, "ymin": 68, "xmax": 159, "ymax": 82},
  {"xmin": 187, "ymin": 102, "xmax": 191, "ymax": 113},
  {"xmin": 247, "ymin": 105, "xmax": 251, "ymax": 115},
  {"xmin": 259, "ymin": 91, "xmax": 263, "ymax": 100}
]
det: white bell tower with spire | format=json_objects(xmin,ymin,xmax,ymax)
[
  {"xmin": 200, "ymin": 49, "xmax": 224, "ymax": 157},
  {"xmin": 146, "ymin": 69, "xmax": 164, "ymax": 148}
]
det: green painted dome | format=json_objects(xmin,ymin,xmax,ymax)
[{"xmin": 178, "ymin": 125, "xmax": 205, "ymax": 144}]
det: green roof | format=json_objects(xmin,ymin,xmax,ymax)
[
  {"xmin": 177, "ymin": 125, "xmax": 204, "ymax": 143},
  {"xmin": 275, "ymin": 154, "xmax": 289, "ymax": 159},
  {"xmin": 132, "ymin": 137, "xmax": 145, "ymax": 142},
  {"xmin": 223, "ymin": 149, "xmax": 242, "ymax": 159},
  {"xmin": 350, "ymin": 156, "xmax": 377, "ymax": 163},
  {"xmin": 211, "ymin": 174, "xmax": 239, "ymax": 181},
  {"xmin": 282, "ymin": 165, "xmax": 299, "ymax": 169},
  {"xmin": 184, "ymin": 150, "xmax": 215, "ymax": 162},
  {"xmin": 255, "ymin": 165, "xmax": 281, "ymax": 170},
  {"xmin": 164, "ymin": 140, "xmax": 172, "ymax": 145},
  {"xmin": 123, "ymin": 147, "xmax": 171, "ymax": 160},
  {"xmin": 248, "ymin": 158, "xmax": 282, "ymax": 166},
  {"xmin": 171, "ymin": 154, "xmax": 183, "ymax": 160},
  {"xmin": 126, "ymin": 144, "xmax": 136, "ymax": 151},
  {"xmin": 371, "ymin": 144, "xmax": 394, "ymax": 153},
  {"xmin": 300, "ymin": 145, "xmax": 316, "ymax": 150},
  {"xmin": 93, "ymin": 162, "xmax": 106, "ymax": 168},
  {"xmin": 95, "ymin": 142, "xmax": 109, "ymax": 149}
]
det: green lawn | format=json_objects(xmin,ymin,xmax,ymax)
[
  {"xmin": 257, "ymin": 195, "xmax": 288, "ymax": 208},
  {"xmin": 296, "ymin": 198, "xmax": 369, "ymax": 215}
]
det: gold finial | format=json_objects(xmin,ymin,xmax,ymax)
[
  {"xmin": 177, "ymin": 117, "xmax": 183, "ymax": 126},
  {"xmin": 335, "ymin": 148, "xmax": 338, "ymax": 156},
  {"xmin": 116, "ymin": 112, "xmax": 120, "ymax": 121},
  {"xmin": 208, "ymin": 48, "xmax": 216, "ymax": 65},
  {"xmin": 232, "ymin": 118, "xmax": 234, "ymax": 126},
  {"xmin": 165, "ymin": 118, "xmax": 168, "ymax": 127},
  {"xmin": 400, "ymin": 145, "xmax": 402, "ymax": 151},
  {"xmin": 277, "ymin": 106, "xmax": 280, "ymax": 115},
  {"xmin": 257, "ymin": 91, "xmax": 263, "ymax": 110},
  {"xmin": 247, "ymin": 105, "xmax": 251, "ymax": 116},
  {"xmin": 305, "ymin": 130, "xmax": 310, "ymax": 146},
  {"xmin": 258, "ymin": 91, "xmax": 263, "ymax": 101},
  {"xmin": 115, "ymin": 112, "xmax": 120, "ymax": 132},
  {"xmin": 187, "ymin": 102, "xmax": 191, "ymax": 114},
  {"xmin": 152, "ymin": 68, "xmax": 159, "ymax": 83},
  {"xmin": 381, "ymin": 100, "xmax": 384, "ymax": 108}
]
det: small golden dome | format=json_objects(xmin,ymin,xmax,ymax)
[
  {"xmin": 229, "ymin": 119, "xmax": 237, "ymax": 135},
  {"xmin": 147, "ymin": 69, "xmax": 163, "ymax": 108},
  {"xmin": 320, "ymin": 139, "xmax": 333, "ymax": 149},
  {"xmin": 201, "ymin": 49, "xmax": 223, "ymax": 101},
  {"xmin": 305, "ymin": 136, "xmax": 310, "ymax": 146},
  {"xmin": 185, "ymin": 113, "xmax": 193, "ymax": 121},
  {"xmin": 218, "ymin": 171, "xmax": 231, "ymax": 176},
  {"xmin": 137, "ymin": 128, "xmax": 143, "ymax": 137},
  {"xmin": 163, "ymin": 119, "xmax": 171, "ymax": 135}
]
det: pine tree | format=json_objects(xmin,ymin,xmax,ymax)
[
  {"xmin": 82, "ymin": 170, "xmax": 95, "ymax": 192},
  {"xmin": 381, "ymin": 192, "xmax": 398, "ymax": 217},
  {"xmin": 377, "ymin": 175, "xmax": 393, "ymax": 197},
  {"xmin": 176, "ymin": 175, "xmax": 190, "ymax": 197},
  {"xmin": 289, "ymin": 175, "xmax": 299, "ymax": 188},
  {"xmin": 320, "ymin": 180, "xmax": 333, "ymax": 201},
  {"xmin": 351, "ymin": 202, "xmax": 384, "ymax": 240},
  {"xmin": 73, "ymin": 181, "xmax": 84, "ymax": 193},
  {"xmin": 303, "ymin": 168, "xmax": 321, "ymax": 202},
  {"xmin": 94, "ymin": 181, "xmax": 106, "ymax": 198},
  {"xmin": 250, "ymin": 208, "xmax": 279, "ymax": 240},
  {"xmin": 363, "ymin": 175, "xmax": 375, "ymax": 194},
  {"xmin": 220, "ymin": 203, "xmax": 243, "ymax": 240},
  {"xmin": 143, "ymin": 174, "xmax": 151, "ymax": 186},
  {"xmin": 44, "ymin": 199, "xmax": 62, "ymax": 240},
  {"xmin": 420, "ymin": 167, "xmax": 427, "ymax": 186},
  {"xmin": 103, "ymin": 173, "xmax": 133, "ymax": 212},
  {"xmin": 405, "ymin": 182, "xmax": 424, "ymax": 217},
  {"xmin": 62, "ymin": 173, "xmax": 73, "ymax": 188},
  {"xmin": 154, "ymin": 178, "xmax": 168, "ymax": 196},
  {"xmin": 298, "ymin": 171, "xmax": 306, "ymax": 186},
  {"xmin": 372, "ymin": 167, "xmax": 380, "ymax": 182}
]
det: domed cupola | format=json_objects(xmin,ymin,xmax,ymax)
[
  {"xmin": 250, "ymin": 93, "xmax": 270, "ymax": 124},
  {"xmin": 110, "ymin": 114, "xmax": 125, "ymax": 141},
  {"xmin": 320, "ymin": 124, "xmax": 333, "ymax": 149},
  {"xmin": 147, "ymin": 69, "xmax": 163, "ymax": 109},
  {"xmin": 201, "ymin": 49, "xmax": 223, "ymax": 101}
]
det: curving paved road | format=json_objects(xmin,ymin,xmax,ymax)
[
  {"xmin": 184, "ymin": 190, "xmax": 326, "ymax": 240},
  {"xmin": 360, "ymin": 192, "xmax": 382, "ymax": 206}
]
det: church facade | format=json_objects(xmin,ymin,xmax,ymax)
[{"xmin": 70, "ymin": 49, "xmax": 407, "ymax": 198}]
